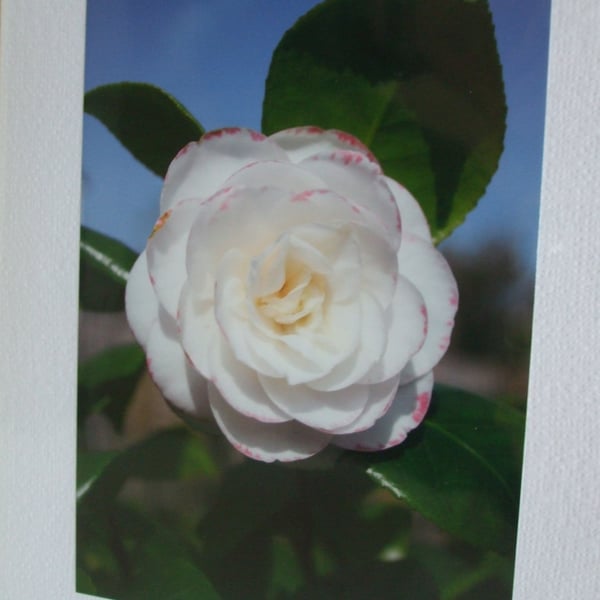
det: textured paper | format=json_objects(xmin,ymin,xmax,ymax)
[{"xmin": 0, "ymin": 0, "xmax": 598, "ymax": 598}]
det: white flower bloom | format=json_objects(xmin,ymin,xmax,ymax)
[{"xmin": 125, "ymin": 126, "xmax": 458, "ymax": 462}]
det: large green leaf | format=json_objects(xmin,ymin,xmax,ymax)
[
  {"xmin": 78, "ymin": 343, "xmax": 145, "ymax": 431},
  {"xmin": 85, "ymin": 82, "xmax": 204, "ymax": 177},
  {"xmin": 77, "ymin": 448, "xmax": 120, "ymax": 503},
  {"xmin": 79, "ymin": 225, "xmax": 137, "ymax": 311},
  {"xmin": 123, "ymin": 528, "xmax": 221, "ymax": 600},
  {"xmin": 350, "ymin": 386, "xmax": 524, "ymax": 555},
  {"xmin": 78, "ymin": 428, "xmax": 217, "ymax": 508},
  {"xmin": 263, "ymin": 0, "xmax": 506, "ymax": 241}
]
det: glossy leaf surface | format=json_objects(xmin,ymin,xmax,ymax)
[
  {"xmin": 80, "ymin": 226, "xmax": 137, "ymax": 311},
  {"xmin": 263, "ymin": 0, "xmax": 506, "ymax": 241},
  {"xmin": 85, "ymin": 82, "xmax": 204, "ymax": 177},
  {"xmin": 353, "ymin": 386, "xmax": 524, "ymax": 555}
]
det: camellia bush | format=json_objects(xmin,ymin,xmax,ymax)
[{"xmin": 77, "ymin": 1, "xmax": 525, "ymax": 599}]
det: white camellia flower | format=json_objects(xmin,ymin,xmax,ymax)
[{"xmin": 125, "ymin": 126, "xmax": 458, "ymax": 462}]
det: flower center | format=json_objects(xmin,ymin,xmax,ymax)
[{"xmin": 255, "ymin": 259, "xmax": 327, "ymax": 332}]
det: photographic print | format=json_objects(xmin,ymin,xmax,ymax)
[{"xmin": 76, "ymin": 1, "xmax": 550, "ymax": 598}]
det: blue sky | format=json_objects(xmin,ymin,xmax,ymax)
[{"xmin": 82, "ymin": 0, "xmax": 551, "ymax": 274}]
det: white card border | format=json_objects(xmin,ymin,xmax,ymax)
[
  {"xmin": 1, "ymin": 0, "xmax": 598, "ymax": 598},
  {"xmin": 512, "ymin": 0, "xmax": 600, "ymax": 597}
]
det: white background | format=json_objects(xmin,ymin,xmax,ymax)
[{"xmin": 0, "ymin": 0, "xmax": 598, "ymax": 598}]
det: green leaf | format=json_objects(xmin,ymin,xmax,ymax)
[
  {"xmin": 80, "ymin": 225, "xmax": 137, "ymax": 311},
  {"xmin": 85, "ymin": 82, "xmax": 204, "ymax": 177},
  {"xmin": 77, "ymin": 449, "xmax": 120, "ymax": 503},
  {"xmin": 124, "ymin": 528, "xmax": 220, "ymax": 600},
  {"xmin": 78, "ymin": 343, "xmax": 145, "ymax": 431},
  {"xmin": 291, "ymin": 558, "xmax": 439, "ymax": 600},
  {"xmin": 263, "ymin": 0, "xmax": 506, "ymax": 241},
  {"xmin": 78, "ymin": 428, "xmax": 216, "ymax": 508},
  {"xmin": 410, "ymin": 545, "xmax": 513, "ymax": 600},
  {"xmin": 352, "ymin": 386, "xmax": 524, "ymax": 555}
]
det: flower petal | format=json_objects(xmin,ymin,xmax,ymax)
[
  {"xmin": 224, "ymin": 159, "xmax": 325, "ymax": 192},
  {"xmin": 385, "ymin": 177, "xmax": 432, "ymax": 242},
  {"xmin": 214, "ymin": 247, "xmax": 361, "ymax": 383},
  {"xmin": 125, "ymin": 252, "xmax": 159, "ymax": 349},
  {"xmin": 397, "ymin": 235, "xmax": 459, "ymax": 384},
  {"xmin": 363, "ymin": 274, "xmax": 427, "ymax": 383},
  {"xmin": 208, "ymin": 383, "xmax": 331, "ymax": 462},
  {"xmin": 145, "ymin": 307, "xmax": 210, "ymax": 417},
  {"xmin": 178, "ymin": 282, "xmax": 221, "ymax": 380},
  {"xmin": 331, "ymin": 375, "xmax": 401, "ymax": 435},
  {"xmin": 146, "ymin": 198, "xmax": 203, "ymax": 318},
  {"xmin": 307, "ymin": 292, "xmax": 387, "ymax": 391},
  {"xmin": 333, "ymin": 372, "xmax": 433, "ymax": 451},
  {"xmin": 185, "ymin": 186, "xmax": 370, "ymax": 289},
  {"xmin": 160, "ymin": 128, "xmax": 288, "ymax": 212},
  {"xmin": 209, "ymin": 342, "xmax": 291, "ymax": 424},
  {"xmin": 270, "ymin": 126, "xmax": 377, "ymax": 164},
  {"xmin": 259, "ymin": 375, "xmax": 369, "ymax": 432},
  {"xmin": 301, "ymin": 151, "xmax": 401, "ymax": 246}
]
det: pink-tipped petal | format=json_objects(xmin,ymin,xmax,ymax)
[
  {"xmin": 331, "ymin": 375, "xmax": 401, "ymax": 435},
  {"xmin": 333, "ymin": 372, "xmax": 433, "ymax": 451},
  {"xmin": 209, "ymin": 342, "xmax": 291, "ymax": 424},
  {"xmin": 146, "ymin": 198, "xmax": 203, "ymax": 318},
  {"xmin": 301, "ymin": 151, "xmax": 401, "ymax": 245},
  {"xmin": 384, "ymin": 177, "xmax": 432, "ymax": 242},
  {"xmin": 269, "ymin": 127, "xmax": 377, "ymax": 165},
  {"xmin": 363, "ymin": 275, "xmax": 427, "ymax": 384},
  {"xmin": 160, "ymin": 128, "xmax": 288, "ymax": 212},
  {"xmin": 259, "ymin": 375, "xmax": 369, "ymax": 432},
  {"xmin": 145, "ymin": 307, "xmax": 210, "ymax": 417},
  {"xmin": 208, "ymin": 383, "xmax": 331, "ymax": 462},
  {"xmin": 125, "ymin": 252, "xmax": 159, "ymax": 349},
  {"xmin": 397, "ymin": 235, "xmax": 458, "ymax": 384},
  {"xmin": 224, "ymin": 160, "xmax": 325, "ymax": 192}
]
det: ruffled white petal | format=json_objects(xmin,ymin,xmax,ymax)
[
  {"xmin": 146, "ymin": 198, "xmax": 203, "ymax": 318},
  {"xmin": 301, "ymin": 151, "xmax": 401, "ymax": 245},
  {"xmin": 259, "ymin": 375, "xmax": 369, "ymax": 432},
  {"xmin": 362, "ymin": 275, "xmax": 427, "ymax": 384},
  {"xmin": 214, "ymin": 247, "xmax": 362, "ymax": 384},
  {"xmin": 145, "ymin": 307, "xmax": 210, "ymax": 417},
  {"xmin": 185, "ymin": 186, "xmax": 373, "ymax": 289},
  {"xmin": 385, "ymin": 177, "xmax": 432, "ymax": 242},
  {"xmin": 125, "ymin": 252, "xmax": 159, "ymax": 349},
  {"xmin": 333, "ymin": 372, "xmax": 433, "ymax": 451},
  {"xmin": 307, "ymin": 292, "xmax": 387, "ymax": 391},
  {"xmin": 208, "ymin": 383, "xmax": 331, "ymax": 462},
  {"xmin": 209, "ymin": 342, "xmax": 291, "ymax": 424},
  {"xmin": 178, "ymin": 282, "xmax": 221, "ymax": 380},
  {"xmin": 224, "ymin": 159, "xmax": 325, "ymax": 193},
  {"xmin": 161, "ymin": 128, "xmax": 288, "ymax": 212},
  {"xmin": 331, "ymin": 375, "xmax": 401, "ymax": 435},
  {"xmin": 396, "ymin": 235, "xmax": 458, "ymax": 384},
  {"xmin": 269, "ymin": 126, "xmax": 376, "ymax": 165}
]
